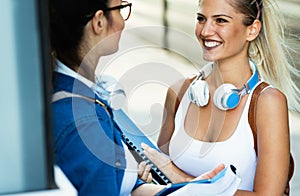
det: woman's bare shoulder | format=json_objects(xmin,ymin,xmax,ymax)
[
  {"xmin": 167, "ymin": 74, "xmax": 197, "ymax": 102},
  {"xmin": 256, "ymin": 86, "xmax": 289, "ymax": 134},
  {"xmin": 257, "ymin": 87, "xmax": 287, "ymax": 109}
]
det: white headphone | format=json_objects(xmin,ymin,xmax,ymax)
[{"xmin": 188, "ymin": 60, "xmax": 259, "ymax": 110}]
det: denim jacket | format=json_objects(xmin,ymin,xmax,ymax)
[{"xmin": 52, "ymin": 73, "xmax": 144, "ymax": 195}]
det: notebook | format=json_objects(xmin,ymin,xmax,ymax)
[
  {"xmin": 156, "ymin": 165, "xmax": 241, "ymax": 196},
  {"xmin": 112, "ymin": 109, "xmax": 172, "ymax": 185}
]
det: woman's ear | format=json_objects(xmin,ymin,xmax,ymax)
[
  {"xmin": 91, "ymin": 10, "xmax": 106, "ymax": 34},
  {"xmin": 246, "ymin": 19, "xmax": 261, "ymax": 41}
]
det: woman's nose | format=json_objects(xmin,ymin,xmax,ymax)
[{"xmin": 198, "ymin": 21, "xmax": 215, "ymax": 38}]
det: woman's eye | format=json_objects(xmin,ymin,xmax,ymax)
[
  {"xmin": 216, "ymin": 18, "xmax": 228, "ymax": 23},
  {"xmin": 197, "ymin": 15, "xmax": 206, "ymax": 23}
]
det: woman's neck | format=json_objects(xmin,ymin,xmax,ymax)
[
  {"xmin": 75, "ymin": 62, "xmax": 96, "ymax": 82},
  {"xmin": 75, "ymin": 49, "xmax": 99, "ymax": 82},
  {"xmin": 212, "ymin": 58, "xmax": 252, "ymax": 88}
]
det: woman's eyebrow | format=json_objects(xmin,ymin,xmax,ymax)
[
  {"xmin": 212, "ymin": 14, "xmax": 233, "ymax": 19},
  {"xmin": 197, "ymin": 13, "xmax": 233, "ymax": 19}
]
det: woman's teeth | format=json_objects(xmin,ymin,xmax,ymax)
[{"xmin": 204, "ymin": 41, "xmax": 221, "ymax": 48}]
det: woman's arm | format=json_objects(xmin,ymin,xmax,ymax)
[
  {"xmin": 132, "ymin": 184, "xmax": 165, "ymax": 196},
  {"xmin": 157, "ymin": 77, "xmax": 195, "ymax": 154},
  {"xmin": 157, "ymin": 86, "xmax": 178, "ymax": 154},
  {"xmin": 236, "ymin": 87, "xmax": 290, "ymax": 195}
]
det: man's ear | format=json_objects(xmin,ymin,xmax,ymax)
[
  {"xmin": 91, "ymin": 10, "xmax": 106, "ymax": 34},
  {"xmin": 246, "ymin": 19, "xmax": 261, "ymax": 41}
]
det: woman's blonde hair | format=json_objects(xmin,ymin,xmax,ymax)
[
  {"xmin": 200, "ymin": 0, "xmax": 300, "ymax": 113},
  {"xmin": 249, "ymin": 0, "xmax": 300, "ymax": 114}
]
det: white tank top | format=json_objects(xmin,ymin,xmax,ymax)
[{"xmin": 169, "ymin": 83, "xmax": 261, "ymax": 191}]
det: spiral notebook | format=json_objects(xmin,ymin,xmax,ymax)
[{"xmin": 112, "ymin": 109, "xmax": 172, "ymax": 185}]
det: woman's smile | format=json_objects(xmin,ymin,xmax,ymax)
[{"xmin": 203, "ymin": 39, "xmax": 222, "ymax": 49}]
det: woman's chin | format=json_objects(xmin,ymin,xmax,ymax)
[{"xmin": 203, "ymin": 55, "xmax": 217, "ymax": 62}]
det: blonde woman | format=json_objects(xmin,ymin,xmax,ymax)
[{"xmin": 143, "ymin": 0, "xmax": 300, "ymax": 195}]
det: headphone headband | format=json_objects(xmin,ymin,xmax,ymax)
[
  {"xmin": 196, "ymin": 60, "xmax": 258, "ymax": 90},
  {"xmin": 247, "ymin": 60, "xmax": 259, "ymax": 92},
  {"xmin": 195, "ymin": 62, "xmax": 213, "ymax": 81},
  {"xmin": 188, "ymin": 60, "xmax": 259, "ymax": 110}
]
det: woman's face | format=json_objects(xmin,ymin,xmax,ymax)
[
  {"xmin": 195, "ymin": 0, "xmax": 250, "ymax": 62},
  {"xmin": 99, "ymin": 0, "xmax": 126, "ymax": 55},
  {"xmin": 106, "ymin": 0, "xmax": 126, "ymax": 33}
]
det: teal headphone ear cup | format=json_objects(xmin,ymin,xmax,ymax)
[
  {"xmin": 188, "ymin": 80, "xmax": 209, "ymax": 107},
  {"xmin": 213, "ymin": 83, "xmax": 240, "ymax": 110}
]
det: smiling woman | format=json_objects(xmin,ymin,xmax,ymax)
[{"xmin": 143, "ymin": 0, "xmax": 300, "ymax": 195}]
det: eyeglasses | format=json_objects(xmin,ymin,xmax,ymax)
[
  {"xmin": 104, "ymin": 1, "xmax": 132, "ymax": 21},
  {"xmin": 84, "ymin": 1, "xmax": 132, "ymax": 23}
]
